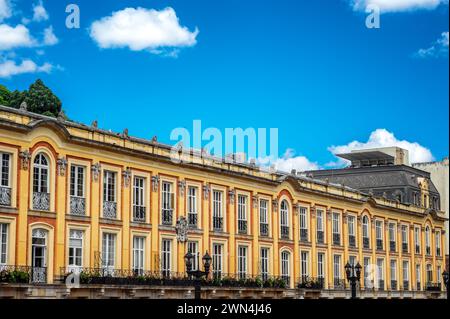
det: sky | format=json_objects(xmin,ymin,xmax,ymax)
[{"xmin": 0, "ymin": 0, "xmax": 448, "ymax": 172}]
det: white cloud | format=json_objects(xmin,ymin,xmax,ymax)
[
  {"xmin": 327, "ymin": 128, "xmax": 434, "ymax": 164},
  {"xmin": 43, "ymin": 26, "xmax": 58, "ymax": 45},
  {"xmin": 0, "ymin": 24, "xmax": 35, "ymax": 50},
  {"xmin": 350, "ymin": 0, "xmax": 448, "ymax": 12},
  {"xmin": 90, "ymin": 7, "xmax": 199, "ymax": 54},
  {"xmin": 0, "ymin": 0, "xmax": 11, "ymax": 22},
  {"xmin": 415, "ymin": 31, "xmax": 449, "ymax": 58},
  {"xmin": 0, "ymin": 59, "xmax": 53, "ymax": 77},
  {"xmin": 33, "ymin": 0, "xmax": 49, "ymax": 22},
  {"xmin": 271, "ymin": 149, "xmax": 320, "ymax": 173}
]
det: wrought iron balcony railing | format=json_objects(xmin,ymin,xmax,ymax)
[
  {"xmin": 213, "ymin": 216, "xmax": 223, "ymax": 231},
  {"xmin": 378, "ymin": 280, "xmax": 385, "ymax": 291},
  {"xmin": 133, "ymin": 205, "xmax": 146, "ymax": 222},
  {"xmin": 390, "ymin": 241, "xmax": 396, "ymax": 252},
  {"xmin": 103, "ymin": 201, "xmax": 117, "ymax": 219},
  {"xmin": 349, "ymin": 235, "xmax": 356, "ymax": 248},
  {"xmin": 281, "ymin": 275, "xmax": 290, "ymax": 286},
  {"xmin": 0, "ymin": 186, "xmax": 11, "ymax": 206},
  {"xmin": 70, "ymin": 196, "xmax": 86, "ymax": 216},
  {"xmin": 333, "ymin": 233, "xmax": 341, "ymax": 245},
  {"xmin": 188, "ymin": 213, "xmax": 198, "ymax": 228},
  {"xmin": 333, "ymin": 278, "xmax": 346, "ymax": 289},
  {"xmin": 416, "ymin": 282, "xmax": 421, "ymax": 291},
  {"xmin": 403, "ymin": 280, "xmax": 409, "ymax": 290},
  {"xmin": 402, "ymin": 243, "xmax": 408, "ymax": 253},
  {"xmin": 297, "ymin": 276, "xmax": 325, "ymax": 289},
  {"xmin": 238, "ymin": 220, "xmax": 248, "ymax": 234},
  {"xmin": 391, "ymin": 280, "xmax": 397, "ymax": 290},
  {"xmin": 316, "ymin": 231, "xmax": 324, "ymax": 244},
  {"xmin": 426, "ymin": 282, "xmax": 441, "ymax": 291},
  {"xmin": 0, "ymin": 265, "xmax": 47, "ymax": 284},
  {"xmin": 363, "ymin": 237, "xmax": 370, "ymax": 249},
  {"xmin": 161, "ymin": 209, "xmax": 173, "ymax": 225},
  {"xmin": 260, "ymin": 223, "xmax": 269, "ymax": 237},
  {"xmin": 280, "ymin": 226, "xmax": 289, "ymax": 239},
  {"xmin": 33, "ymin": 192, "xmax": 50, "ymax": 211},
  {"xmin": 376, "ymin": 239, "xmax": 383, "ymax": 251},
  {"xmin": 300, "ymin": 229, "xmax": 308, "ymax": 242}
]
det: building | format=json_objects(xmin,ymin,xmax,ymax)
[
  {"xmin": 413, "ymin": 158, "xmax": 449, "ymax": 269},
  {"xmin": 0, "ymin": 105, "xmax": 447, "ymax": 299}
]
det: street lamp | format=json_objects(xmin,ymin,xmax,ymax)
[
  {"xmin": 184, "ymin": 251, "xmax": 212, "ymax": 299},
  {"xmin": 345, "ymin": 261, "xmax": 362, "ymax": 299},
  {"xmin": 442, "ymin": 270, "xmax": 449, "ymax": 294}
]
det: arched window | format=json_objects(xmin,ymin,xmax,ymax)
[
  {"xmin": 425, "ymin": 226, "xmax": 431, "ymax": 255},
  {"xmin": 280, "ymin": 200, "xmax": 289, "ymax": 239},
  {"xmin": 281, "ymin": 251, "xmax": 290, "ymax": 285},
  {"xmin": 33, "ymin": 153, "xmax": 50, "ymax": 211},
  {"xmin": 362, "ymin": 216, "xmax": 370, "ymax": 248}
]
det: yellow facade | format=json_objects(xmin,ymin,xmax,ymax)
[{"xmin": 0, "ymin": 106, "xmax": 446, "ymax": 294}]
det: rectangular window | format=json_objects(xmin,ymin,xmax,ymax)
[
  {"xmin": 68, "ymin": 229, "xmax": 83, "ymax": 270},
  {"xmin": 332, "ymin": 213, "xmax": 341, "ymax": 245},
  {"xmin": 403, "ymin": 261, "xmax": 409, "ymax": 289},
  {"xmin": 301, "ymin": 251, "xmax": 309, "ymax": 279},
  {"xmin": 0, "ymin": 153, "xmax": 10, "ymax": 187},
  {"xmin": 70, "ymin": 165, "xmax": 85, "ymax": 197},
  {"xmin": 212, "ymin": 243, "xmax": 223, "ymax": 278},
  {"xmin": 435, "ymin": 231, "xmax": 441, "ymax": 256},
  {"xmin": 103, "ymin": 171, "xmax": 116, "ymax": 202},
  {"xmin": 187, "ymin": 241, "xmax": 199, "ymax": 271},
  {"xmin": 333, "ymin": 255, "xmax": 341, "ymax": 286},
  {"xmin": 237, "ymin": 246, "xmax": 247, "ymax": 280},
  {"xmin": 316, "ymin": 209, "xmax": 324, "ymax": 244},
  {"xmin": 389, "ymin": 223, "xmax": 396, "ymax": 252},
  {"xmin": 133, "ymin": 176, "xmax": 146, "ymax": 222},
  {"xmin": 317, "ymin": 253, "xmax": 325, "ymax": 280},
  {"xmin": 299, "ymin": 207, "xmax": 308, "ymax": 241},
  {"xmin": 102, "ymin": 233, "xmax": 116, "ymax": 270},
  {"xmin": 187, "ymin": 186, "xmax": 198, "ymax": 228},
  {"xmin": 364, "ymin": 257, "xmax": 372, "ymax": 287},
  {"xmin": 349, "ymin": 255, "xmax": 356, "ymax": 266},
  {"xmin": 260, "ymin": 247, "xmax": 269, "ymax": 281},
  {"xmin": 376, "ymin": 221, "xmax": 383, "ymax": 250},
  {"xmin": 212, "ymin": 190, "xmax": 223, "ymax": 231},
  {"xmin": 161, "ymin": 239, "xmax": 172, "ymax": 277},
  {"xmin": 437, "ymin": 266, "xmax": 442, "ymax": 284},
  {"xmin": 401, "ymin": 225, "xmax": 408, "ymax": 252},
  {"xmin": 237, "ymin": 195, "xmax": 248, "ymax": 234},
  {"xmin": 348, "ymin": 216, "xmax": 356, "ymax": 247},
  {"xmin": 414, "ymin": 227, "xmax": 421, "ymax": 254},
  {"xmin": 0, "ymin": 223, "xmax": 8, "ymax": 265},
  {"xmin": 377, "ymin": 258, "xmax": 384, "ymax": 290},
  {"xmin": 390, "ymin": 260, "xmax": 397, "ymax": 281},
  {"xmin": 161, "ymin": 182, "xmax": 174, "ymax": 225},
  {"xmin": 259, "ymin": 200, "xmax": 269, "ymax": 236},
  {"xmin": 133, "ymin": 236, "xmax": 145, "ymax": 275}
]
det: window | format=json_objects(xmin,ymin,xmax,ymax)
[
  {"xmin": 348, "ymin": 216, "xmax": 356, "ymax": 247},
  {"xmin": 403, "ymin": 261, "xmax": 409, "ymax": 290},
  {"xmin": 333, "ymin": 255, "xmax": 342, "ymax": 287},
  {"xmin": 212, "ymin": 190, "xmax": 223, "ymax": 231},
  {"xmin": 212, "ymin": 243, "xmax": 223, "ymax": 279},
  {"xmin": 437, "ymin": 266, "xmax": 442, "ymax": 284},
  {"xmin": 425, "ymin": 226, "xmax": 431, "ymax": 255},
  {"xmin": 103, "ymin": 171, "xmax": 117, "ymax": 219},
  {"xmin": 299, "ymin": 207, "xmax": 308, "ymax": 242},
  {"xmin": 237, "ymin": 195, "xmax": 248, "ymax": 234},
  {"xmin": 401, "ymin": 225, "xmax": 408, "ymax": 253},
  {"xmin": 68, "ymin": 230, "xmax": 83, "ymax": 271},
  {"xmin": 426, "ymin": 264, "xmax": 432, "ymax": 283},
  {"xmin": 187, "ymin": 241, "xmax": 199, "ymax": 271},
  {"xmin": 161, "ymin": 182, "xmax": 174, "ymax": 225},
  {"xmin": 133, "ymin": 177, "xmax": 146, "ymax": 222},
  {"xmin": 376, "ymin": 221, "xmax": 383, "ymax": 250},
  {"xmin": 332, "ymin": 213, "xmax": 340, "ymax": 245},
  {"xmin": 281, "ymin": 251, "xmax": 290, "ymax": 285},
  {"xmin": 132, "ymin": 236, "xmax": 145, "ymax": 275},
  {"xmin": 0, "ymin": 223, "xmax": 8, "ymax": 265},
  {"xmin": 0, "ymin": 153, "xmax": 10, "ymax": 187},
  {"xmin": 161, "ymin": 239, "xmax": 172, "ymax": 277},
  {"xmin": 70, "ymin": 165, "xmax": 85, "ymax": 198},
  {"xmin": 300, "ymin": 251, "xmax": 309, "ymax": 279},
  {"xmin": 435, "ymin": 231, "xmax": 441, "ymax": 256},
  {"xmin": 33, "ymin": 153, "xmax": 50, "ymax": 211},
  {"xmin": 389, "ymin": 223, "xmax": 396, "ymax": 252},
  {"xmin": 102, "ymin": 233, "xmax": 116, "ymax": 270},
  {"xmin": 259, "ymin": 200, "xmax": 269, "ymax": 236},
  {"xmin": 280, "ymin": 200, "xmax": 289, "ymax": 239},
  {"xmin": 237, "ymin": 246, "xmax": 247, "ymax": 279},
  {"xmin": 362, "ymin": 216, "xmax": 370, "ymax": 249},
  {"xmin": 316, "ymin": 209, "xmax": 324, "ymax": 244},
  {"xmin": 364, "ymin": 257, "xmax": 372, "ymax": 288},
  {"xmin": 416, "ymin": 264, "xmax": 421, "ymax": 290},
  {"xmin": 349, "ymin": 255, "xmax": 356, "ymax": 266},
  {"xmin": 377, "ymin": 259, "xmax": 384, "ymax": 290},
  {"xmin": 317, "ymin": 253, "xmax": 325, "ymax": 281},
  {"xmin": 260, "ymin": 248, "xmax": 269, "ymax": 281},
  {"xmin": 390, "ymin": 260, "xmax": 397, "ymax": 290},
  {"xmin": 414, "ymin": 227, "xmax": 421, "ymax": 254},
  {"xmin": 187, "ymin": 186, "xmax": 198, "ymax": 228}
]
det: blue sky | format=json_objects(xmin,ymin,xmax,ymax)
[{"xmin": 1, "ymin": 0, "xmax": 448, "ymax": 171}]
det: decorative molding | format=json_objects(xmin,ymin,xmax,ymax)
[
  {"xmin": 122, "ymin": 168, "xmax": 132, "ymax": 187},
  {"xmin": 203, "ymin": 183, "xmax": 210, "ymax": 200},
  {"xmin": 19, "ymin": 149, "xmax": 31, "ymax": 170},
  {"xmin": 176, "ymin": 216, "xmax": 188, "ymax": 242},
  {"xmin": 57, "ymin": 157, "xmax": 68, "ymax": 176},
  {"xmin": 272, "ymin": 199, "xmax": 278, "ymax": 212},
  {"xmin": 252, "ymin": 195, "xmax": 258, "ymax": 208},
  {"xmin": 294, "ymin": 203, "xmax": 301, "ymax": 216},
  {"xmin": 151, "ymin": 175, "xmax": 160, "ymax": 192},
  {"xmin": 228, "ymin": 189, "xmax": 235, "ymax": 204},
  {"xmin": 178, "ymin": 180, "xmax": 186, "ymax": 197},
  {"xmin": 310, "ymin": 206, "xmax": 316, "ymax": 218},
  {"xmin": 91, "ymin": 163, "xmax": 101, "ymax": 182}
]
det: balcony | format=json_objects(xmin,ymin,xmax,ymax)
[
  {"xmin": 103, "ymin": 201, "xmax": 117, "ymax": 219},
  {"xmin": 334, "ymin": 278, "xmax": 345, "ymax": 289},
  {"xmin": 281, "ymin": 275, "xmax": 290, "ymax": 286},
  {"xmin": 333, "ymin": 233, "xmax": 340, "ymax": 245},
  {"xmin": 70, "ymin": 196, "xmax": 86, "ymax": 216},
  {"xmin": 363, "ymin": 237, "xmax": 370, "ymax": 249},
  {"xmin": 349, "ymin": 235, "xmax": 356, "ymax": 248},
  {"xmin": 376, "ymin": 239, "xmax": 383, "ymax": 251},
  {"xmin": 390, "ymin": 241, "xmax": 396, "ymax": 252},
  {"xmin": 416, "ymin": 282, "xmax": 421, "ymax": 291},
  {"xmin": 426, "ymin": 282, "xmax": 441, "ymax": 291},
  {"xmin": 0, "ymin": 265, "xmax": 47, "ymax": 284},
  {"xmin": 300, "ymin": 229, "xmax": 308, "ymax": 242},
  {"xmin": 280, "ymin": 226, "xmax": 289, "ymax": 239},
  {"xmin": 260, "ymin": 223, "xmax": 269, "ymax": 237},
  {"xmin": 238, "ymin": 220, "xmax": 247, "ymax": 234},
  {"xmin": 316, "ymin": 231, "xmax": 324, "ymax": 244},
  {"xmin": 403, "ymin": 280, "xmax": 409, "ymax": 290},
  {"xmin": 161, "ymin": 209, "xmax": 173, "ymax": 225},
  {"xmin": 391, "ymin": 280, "xmax": 397, "ymax": 290},
  {"xmin": 0, "ymin": 186, "xmax": 11, "ymax": 206},
  {"xmin": 213, "ymin": 216, "xmax": 223, "ymax": 231},
  {"xmin": 188, "ymin": 213, "xmax": 198, "ymax": 228},
  {"xmin": 32, "ymin": 192, "xmax": 50, "ymax": 211},
  {"xmin": 297, "ymin": 276, "xmax": 324, "ymax": 289},
  {"xmin": 133, "ymin": 205, "xmax": 146, "ymax": 222},
  {"xmin": 402, "ymin": 243, "xmax": 408, "ymax": 253}
]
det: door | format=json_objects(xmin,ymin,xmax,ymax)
[{"xmin": 31, "ymin": 229, "xmax": 47, "ymax": 283}]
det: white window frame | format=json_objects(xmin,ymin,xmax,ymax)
[
  {"xmin": 333, "ymin": 255, "xmax": 341, "ymax": 281},
  {"xmin": 187, "ymin": 186, "xmax": 198, "ymax": 222},
  {"xmin": 301, "ymin": 251, "xmax": 309, "ymax": 278},
  {"xmin": 103, "ymin": 170, "xmax": 116, "ymax": 202},
  {"xmin": 332, "ymin": 213, "xmax": 340, "ymax": 235},
  {"xmin": 362, "ymin": 216, "xmax": 369, "ymax": 239},
  {"xmin": 0, "ymin": 223, "xmax": 8, "ymax": 265},
  {"xmin": 299, "ymin": 207, "xmax": 307, "ymax": 231},
  {"xmin": 316, "ymin": 209, "xmax": 324, "ymax": 232},
  {"xmin": 348, "ymin": 215, "xmax": 355, "ymax": 236},
  {"xmin": 68, "ymin": 229, "xmax": 83, "ymax": 271},
  {"xmin": 0, "ymin": 152, "xmax": 11, "ymax": 188},
  {"xmin": 133, "ymin": 176, "xmax": 145, "ymax": 208},
  {"xmin": 237, "ymin": 245, "xmax": 247, "ymax": 279},
  {"xmin": 281, "ymin": 251, "xmax": 290, "ymax": 282},
  {"xmin": 161, "ymin": 239, "xmax": 172, "ymax": 276},
  {"xmin": 33, "ymin": 153, "xmax": 49, "ymax": 193},
  {"xmin": 212, "ymin": 243, "xmax": 223, "ymax": 277},
  {"xmin": 187, "ymin": 241, "xmax": 199, "ymax": 271},
  {"xmin": 260, "ymin": 247, "xmax": 269, "ymax": 279},
  {"xmin": 102, "ymin": 233, "xmax": 116, "ymax": 270},
  {"xmin": 317, "ymin": 252, "xmax": 325, "ymax": 279},
  {"xmin": 132, "ymin": 236, "xmax": 145, "ymax": 274},
  {"xmin": 70, "ymin": 165, "xmax": 85, "ymax": 198},
  {"xmin": 237, "ymin": 195, "xmax": 247, "ymax": 233}
]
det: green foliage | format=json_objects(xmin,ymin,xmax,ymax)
[
  {"xmin": 0, "ymin": 84, "xmax": 11, "ymax": 106},
  {"xmin": 0, "ymin": 269, "xmax": 30, "ymax": 283}
]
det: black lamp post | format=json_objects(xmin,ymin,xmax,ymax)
[
  {"xmin": 442, "ymin": 270, "xmax": 449, "ymax": 295},
  {"xmin": 184, "ymin": 251, "xmax": 212, "ymax": 300},
  {"xmin": 345, "ymin": 261, "xmax": 362, "ymax": 299}
]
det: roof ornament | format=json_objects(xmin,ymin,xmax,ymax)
[
  {"xmin": 91, "ymin": 120, "xmax": 98, "ymax": 128},
  {"xmin": 151, "ymin": 136, "xmax": 158, "ymax": 143},
  {"xmin": 19, "ymin": 101, "xmax": 28, "ymax": 111},
  {"xmin": 122, "ymin": 128, "xmax": 129, "ymax": 139},
  {"xmin": 57, "ymin": 110, "xmax": 66, "ymax": 121}
]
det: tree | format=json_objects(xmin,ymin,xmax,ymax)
[
  {"xmin": 8, "ymin": 90, "xmax": 26, "ymax": 109},
  {"xmin": 24, "ymin": 79, "xmax": 62, "ymax": 117},
  {"xmin": 0, "ymin": 84, "xmax": 10, "ymax": 106}
]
